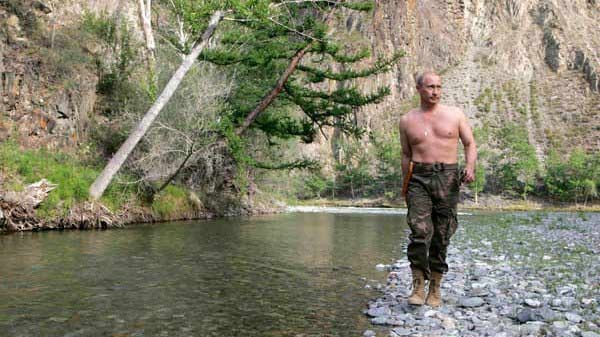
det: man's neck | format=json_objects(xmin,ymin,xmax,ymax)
[{"xmin": 420, "ymin": 102, "xmax": 438, "ymax": 113}]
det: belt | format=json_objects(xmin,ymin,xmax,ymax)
[{"xmin": 412, "ymin": 162, "xmax": 458, "ymax": 173}]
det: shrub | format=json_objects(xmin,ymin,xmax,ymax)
[
  {"xmin": 0, "ymin": 141, "xmax": 135, "ymax": 217},
  {"xmin": 151, "ymin": 185, "xmax": 195, "ymax": 219}
]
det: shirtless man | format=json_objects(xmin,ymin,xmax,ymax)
[{"xmin": 399, "ymin": 71, "xmax": 477, "ymax": 307}]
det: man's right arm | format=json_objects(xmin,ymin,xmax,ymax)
[{"xmin": 399, "ymin": 115, "xmax": 411, "ymax": 178}]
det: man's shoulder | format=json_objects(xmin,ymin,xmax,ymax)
[
  {"xmin": 438, "ymin": 104, "xmax": 461, "ymax": 112},
  {"xmin": 438, "ymin": 104, "xmax": 464, "ymax": 118},
  {"xmin": 401, "ymin": 108, "xmax": 420, "ymax": 120}
]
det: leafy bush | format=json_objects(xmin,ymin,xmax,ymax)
[
  {"xmin": 544, "ymin": 148, "xmax": 599, "ymax": 204},
  {"xmin": 497, "ymin": 124, "xmax": 539, "ymax": 199}
]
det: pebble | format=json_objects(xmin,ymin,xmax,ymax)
[
  {"xmin": 582, "ymin": 332, "xmax": 600, "ymax": 337},
  {"xmin": 565, "ymin": 312, "xmax": 583, "ymax": 323},
  {"xmin": 390, "ymin": 327, "xmax": 412, "ymax": 336},
  {"xmin": 375, "ymin": 264, "xmax": 387, "ymax": 271},
  {"xmin": 362, "ymin": 330, "xmax": 376, "ymax": 337},
  {"xmin": 371, "ymin": 316, "xmax": 388, "ymax": 325},
  {"xmin": 524, "ymin": 298, "xmax": 542, "ymax": 308},
  {"xmin": 459, "ymin": 297, "xmax": 485, "ymax": 308},
  {"xmin": 367, "ymin": 306, "xmax": 391, "ymax": 317},
  {"xmin": 365, "ymin": 212, "xmax": 600, "ymax": 337},
  {"xmin": 516, "ymin": 308, "xmax": 538, "ymax": 323}
]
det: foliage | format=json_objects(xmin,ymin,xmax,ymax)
[
  {"xmin": 192, "ymin": 1, "xmax": 400, "ymax": 169},
  {"xmin": 152, "ymin": 0, "xmax": 400, "ymax": 199},
  {"xmin": 474, "ymin": 87, "xmax": 493, "ymax": 113},
  {"xmin": 332, "ymin": 137, "xmax": 372, "ymax": 199},
  {"xmin": 0, "ymin": 141, "xmax": 135, "ymax": 217},
  {"xmin": 469, "ymin": 126, "xmax": 490, "ymax": 200},
  {"xmin": 303, "ymin": 174, "xmax": 328, "ymax": 199},
  {"xmin": 544, "ymin": 148, "xmax": 599, "ymax": 203},
  {"xmin": 151, "ymin": 184, "xmax": 196, "ymax": 218},
  {"xmin": 370, "ymin": 130, "xmax": 402, "ymax": 198},
  {"xmin": 81, "ymin": 11, "xmax": 142, "ymax": 115},
  {"xmin": 497, "ymin": 123, "xmax": 539, "ymax": 199},
  {"xmin": 469, "ymin": 162, "xmax": 486, "ymax": 200}
]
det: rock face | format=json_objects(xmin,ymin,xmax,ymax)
[
  {"xmin": 311, "ymin": 0, "xmax": 599, "ymax": 165},
  {"xmin": 0, "ymin": 0, "xmax": 598, "ymax": 161},
  {"xmin": 0, "ymin": 0, "xmax": 139, "ymax": 151}
]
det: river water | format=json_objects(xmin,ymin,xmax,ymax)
[{"xmin": 0, "ymin": 211, "xmax": 412, "ymax": 336}]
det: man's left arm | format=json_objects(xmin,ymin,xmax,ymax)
[{"xmin": 458, "ymin": 109, "xmax": 477, "ymax": 183}]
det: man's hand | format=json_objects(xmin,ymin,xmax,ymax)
[{"xmin": 462, "ymin": 166, "xmax": 475, "ymax": 184}]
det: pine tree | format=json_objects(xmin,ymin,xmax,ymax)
[{"xmin": 198, "ymin": 1, "xmax": 402, "ymax": 166}]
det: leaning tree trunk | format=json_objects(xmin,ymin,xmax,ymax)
[
  {"xmin": 233, "ymin": 7, "xmax": 339, "ymax": 136},
  {"xmin": 235, "ymin": 43, "xmax": 312, "ymax": 136},
  {"xmin": 89, "ymin": 11, "xmax": 224, "ymax": 200}
]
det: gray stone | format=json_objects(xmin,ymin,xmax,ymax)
[
  {"xmin": 516, "ymin": 308, "xmax": 538, "ymax": 324},
  {"xmin": 459, "ymin": 297, "xmax": 485, "ymax": 308},
  {"xmin": 367, "ymin": 306, "xmax": 391, "ymax": 318},
  {"xmin": 390, "ymin": 327, "xmax": 412, "ymax": 336},
  {"xmin": 581, "ymin": 298, "xmax": 596, "ymax": 308},
  {"xmin": 525, "ymin": 299, "xmax": 542, "ymax": 308},
  {"xmin": 582, "ymin": 332, "xmax": 600, "ymax": 337},
  {"xmin": 520, "ymin": 321, "xmax": 545, "ymax": 336},
  {"xmin": 569, "ymin": 325, "xmax": 582, "ymax": 334},
  {"xmin": 362, "ymin": 330, "xmax": 376, "ymax": 337},
  {"xmin": 565, "ymin": 312, "xmax": 583, "ymax": 323},
  {"xmin": 552, "ymin": 320, "xmax": 568, "ymax": 329},
  {"xmin": 371, "ymin": 316, "xmax": 388, "ymax": 325},
  {"xmin": 561, "ymin": 297, "xmax": 578, "ymax": 308},
  {"xmin": 538, "ymin": 307, "xmax": 561, "ymax": 322}
]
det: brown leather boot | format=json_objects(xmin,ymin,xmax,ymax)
[
  {"xmin": 408, "ymin": 268, "xmax": 426, "ymax": 305},
  {"xmin": 426, "ymin": 271, "xmax": 443, "ymax": 307}
]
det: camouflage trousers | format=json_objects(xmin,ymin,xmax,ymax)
[{"xmin": 406, "ymin": 162, "xmax": 460, "ymax": 280}]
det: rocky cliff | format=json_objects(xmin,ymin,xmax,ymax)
[
  {"xmin": 1, "ymin": 0, "xmax": 598, "ymax": 178},
  {"xmin": 313, "ymin": 0, "xmax": 599, "ymax": 167}
]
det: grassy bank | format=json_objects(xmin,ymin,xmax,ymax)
[{"xmin": 0, "ymin": 142, "xmax": 201, "ymax": 223}]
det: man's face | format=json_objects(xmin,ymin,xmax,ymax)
[{"xmin": 417, "ymin": 74, "xmax": 442, "ymax": 105}]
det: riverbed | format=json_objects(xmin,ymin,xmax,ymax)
[{"xmin": 1, "ymin": 210, "xmax": 598, "ymax": 336}]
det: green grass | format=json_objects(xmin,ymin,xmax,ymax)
[
  {"xmin": 0, "ymin": 141, "xmax": 135, "ymax": 218},
  {"xmin": 151, "ymin": 185, "xmax": 196, "ymax": 219}
]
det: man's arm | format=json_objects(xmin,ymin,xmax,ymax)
[
  {"xmin": 458, "ymin": 109, "xmax": 477, "ymax": 183},
  {"xmin": 399, "ymin": 115, "xmax": 412, "ymax": 179}
]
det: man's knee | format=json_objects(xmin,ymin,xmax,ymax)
[
  {"xmin": 409, "ymin": 219, "xmax": 433, "ymax": 242},
  {"xmin": 433, "ymin": 207, "xmax": 458, "ymax": 240}
]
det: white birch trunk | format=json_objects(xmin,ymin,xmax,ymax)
[
  {"xmin": 137, "ymin": 0, "xmax": 156, "ymax": 62},
  {"xmin": 89, "ymin": 10, "xmax": 224, "ymax": 200}
]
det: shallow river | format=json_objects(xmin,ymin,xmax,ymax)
[{"xmin": 1, "ymin": 211, "xmax": 416, "ymax": 336}]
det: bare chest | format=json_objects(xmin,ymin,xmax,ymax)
[{"xmin": 406, "ymin": 113, "xmax": 458, "ymax": 144}]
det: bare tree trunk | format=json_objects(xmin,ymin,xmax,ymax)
[
  {"xmin": 89, "ymin": 11, "xmax": 225, "ymax": 200},
  {"xmin": 156, "ymin": 146, "xmax": 194, "ymax": 193},
  {"xmin": 137, "ymin": 0, "xmax": 157, "ymax": 82}
]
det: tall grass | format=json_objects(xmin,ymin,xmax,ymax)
[{"xmin": 0, "ymin": 141, "xmax": 135, "ymax": 217}]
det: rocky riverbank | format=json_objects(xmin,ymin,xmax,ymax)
[
  {"xmin": 295, "ymin": 195, "xmax": 600, "ymax": 212},
  {"xmin": 364, "ymin": 212, "xmax": 600, "ymax": 337}
]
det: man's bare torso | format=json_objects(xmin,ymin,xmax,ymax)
[{"xmin": 401, "ymin": 104, "xmax": 461, "ymax": 164}]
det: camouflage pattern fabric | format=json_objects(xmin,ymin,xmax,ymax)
[{"xmin": 406, "ymin": 162, "xmax": 460, "ymax": 280}]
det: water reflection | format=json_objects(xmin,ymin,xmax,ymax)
[{"xmin": 1, "ymin": 213, "xmax": 408, "ymax": 336}]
